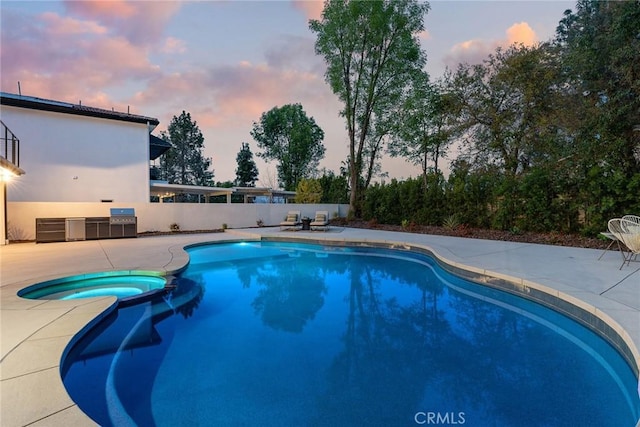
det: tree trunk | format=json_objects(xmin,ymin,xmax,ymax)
[{"xmin": 349, "ymin": 164, "xmax": 359, "ymax": 218}]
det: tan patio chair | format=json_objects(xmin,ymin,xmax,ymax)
[
  {"xmin": 597, "ymin": 231, "xmax": 622, "ymax": 260},
  {"xmin": 280, "ymin": 211, "xmax": 302, "ymax": 231},
  {"xmin": 608, "ymin": 218, "xmax": 640, "ymax": 269},
  {"xmin": 310, "ymin": 211, "xmax": 329, "ymax": 231},
  {"xmin": 622, "ymin": 214, "xmax": 640, "ymax": 230}
]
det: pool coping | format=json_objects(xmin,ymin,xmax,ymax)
[{"xmin": 1, "ymin": 228, "xmax": 639, "ymax": 426}]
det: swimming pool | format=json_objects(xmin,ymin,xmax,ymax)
[{"xmin": 61, "ymin": 241, "xmax": 640, "ymax": 426}]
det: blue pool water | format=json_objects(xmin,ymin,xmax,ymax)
[
  {"xmin": 62, "ymin": 241, "xmax": 640, "ymax": 426},
  {"xmin": 19, "ymin": 274, "xmax": 166, "ymax": 300}
]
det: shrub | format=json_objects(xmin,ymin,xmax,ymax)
[{"xmin": 442, "ymin": 214, "xmax": 461, "ymax": 230}]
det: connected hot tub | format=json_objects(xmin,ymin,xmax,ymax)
[{"xmin": 18, "ymin": 272, "xmax": 167, "ymax": 301}]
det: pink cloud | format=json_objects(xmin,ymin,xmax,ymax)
[
  {"xmin": 1, "ymin": 3, "xmax": 165, "ymax": 106},
  {"xmin": 128, "ymin": 30, "xmax": 332, "ymax": 134},
  {"xmin": 40, "ymin": 12, "xmax": 108, "ymax": 35},
  {"xmin": 90, "ymin": 37, "xmax": 160, "ymax": 77},
  {"xmin": 64, "ymin": 0, "xmax": 181, "ymax": 46},
  {"xmin": 1, "ymin": 25, "xmax": 159, "ymax": 101},
  {"xmin": 132, "ymin": 57, "xmax": 332, "ymax": 135},
  {"xmin": 506, "ymin": 22, "xmax": 537, "ymax": 46},
  {"xmin": 264, "ymin": 35, "xmax": 324, "ymax": 73},
  {"xmin": 417, "ymin": 29, "xmax": 431, "ymax": 41},
  {"xmin": 161, "ymin": 37, "xmax": 187, "ymax": 54},
  {"xmin": 291, "ymin": 0, "xmax": 324, "ymax": 20},
  {"xmin": 444, "ymin": 21, "xmax": 539, "ymax": 70},
  {"xmin": 63, "ymin": 0, "xmax": 137, "ymax": 20},
  {"xmin": 445, "ymin": 39, "xmax": 494, "ymax": 69}
]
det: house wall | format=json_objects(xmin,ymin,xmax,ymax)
[
  {"xmin": 6, "ymin": 202, "xmax": 349, "ymax": 241},
  {"xmin": 0, "ymin": 106, "xmax": 150, "ymax": 203},
  {"xmin": 1, "ymin": 181, "xmax": 6, "ymax": 244}
]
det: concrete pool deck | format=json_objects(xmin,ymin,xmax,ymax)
[{"xmin": 1, "ymin": 227, "xmax": 639, "ymax": 426}]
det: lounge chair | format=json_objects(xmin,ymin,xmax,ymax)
[
  {"xmin": 608, "ymin": 218, "xmax": 640, "ymax": 269},
  {"xmin": 280, "ymin": 211, "xmax": 302, "ymax": 231},
  {"xmin": 310, "ymin": 211, "xmax": 329, "ymax": 231}
]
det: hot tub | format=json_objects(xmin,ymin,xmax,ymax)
[{"xmin": 18, "ymin": 272, "xmax": 167, "ymax": 301}]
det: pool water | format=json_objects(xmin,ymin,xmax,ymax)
[{"xmin": 62, "ymin": 242, "xmax": 640, "ymax": 426}]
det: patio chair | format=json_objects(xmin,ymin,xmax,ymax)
[
  {"xmin": 280, "ymin": 211, "xmax": 302, "ymax": 231},
  {"xmin": 622, "ymin": 214, "xmax": 640, "ymax": 230},
  {"xmin": 597, "ymin": 231, "xmax": 622, "ymax": 260},
  {"xmin": 599, "ymin": 214, "xmax": 640, "ymax": 260},
  {"xmin": 310, "ymin": 211, "xmax": 329, "ymax": 231},
  {"xmin": 608, "ymin": 218, "xmax": 640, "ymax": 269}
]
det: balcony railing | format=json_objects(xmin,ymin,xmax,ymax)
[{"xmin": 1, "ymin": 120, "xmax": 20, "ymax": 168}]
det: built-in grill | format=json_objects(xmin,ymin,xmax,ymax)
[
  {"xmin": 109, "ymin": 208, "xmax": 137, "ymax": 238},
  {"xmin": 109, "ymin": 208, "xmax": 136, "ymax": 225}
]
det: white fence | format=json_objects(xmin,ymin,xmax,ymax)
[{"xmin": 6, "ymin": 202, "xmax": 350, "ymax": 241}]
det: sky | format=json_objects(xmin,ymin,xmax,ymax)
[{"xmin": 0, "ymin": 0, "xmax": 575, "ymax": 187}]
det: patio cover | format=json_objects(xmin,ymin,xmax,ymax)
[
  {"xmin": 150, "ymin": 182, "xmax": 233, "ymax": 202},
  {"xmin": 149, "ymin": 183, "xmax": 296, "ymax": 203},
  {"xmin": 233, "ymin": 186, "xmax": 297, "ymax": 203}
]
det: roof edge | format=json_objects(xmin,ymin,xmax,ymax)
[{"xmin": 0, "ymin": 92, "xmax": 159, "ymax": 127}]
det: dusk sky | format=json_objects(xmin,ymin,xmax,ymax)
[{"xmin": 1, "ymin": 0, "xmax": 574, "ymax": 186}]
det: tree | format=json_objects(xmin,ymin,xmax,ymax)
[
  {"xmin": 448, "ymin": 44, "xmax": 559, "ymax": 177},
  {"xmin": 318, "ymin": 169, "xmax": 349, "ymax": 203},
  {"xmin": 295, "ymin": 178, "xmax": 323, "ymax": 203},
  {"xmin": 388, "ymin": 72, "xmax": 457, "ymax": 186},
  {"xmin": 159, "ymin": 111, "xmax": 214, "ymax": 187},
  {"xmin": 556, "ymin": 1, "xmax": 640, "ymax": 156},
  {"xmin": 310, "ymin": 0, "xmax": 429, "ymax": 217},
  {"xmin": 446, "ymin": 44, "xmax": 563, "ymax": 230},
  {"xmin": 554, "ymin": 0, "xmax": 640, "ymax": 231},
  {"xmin": 235, "ymin": 142, "xmax": 259, "ymax": 187},
  {"xmin": 250, "ymin": 103, "xmax": 325, "ymax": 191}
]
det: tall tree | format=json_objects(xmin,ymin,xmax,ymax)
[
  {"xmin": 555, "ymin": 0, "xmax": 640, "ymax": 163},
  {"xmin": 235, "ymin": 142, "xmax": 259, "ymax": 187},
  {"xmin": 448, "ymin": 44, "xmax": 558, "ymax": 177},
  {"xmin": 446, "ymin": 44, "xmax": 561, "ymax": 230},
  {"xmin": 554, "ymin": 0, "xmax": 640, "ymax": 229},
  {"xmin": 388, "ymin": 73, "xmax": 457, "ymax": 186},
  {"xmin": 310, "ymin": 0, "xmax": 429, "ymax": 217},
  {"xmin": 250, "ymin": 103, "xmax": 325, "ymax": 191},
  {"xmin": 159, "ymin": 111, "xmax": 214, "ymax": 186}
]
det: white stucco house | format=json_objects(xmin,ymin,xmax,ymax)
[
  {"xmin": 0, "ymin": 92, "xmax": 170, "ymax": 244},
  {"xmin": 0, "ymin": 92, "xmax": 162, "ymax": 203}
]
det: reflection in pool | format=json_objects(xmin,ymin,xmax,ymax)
[{"xmin": 62, "ymin": 241, "xmax": 640, "ymax": 426}]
